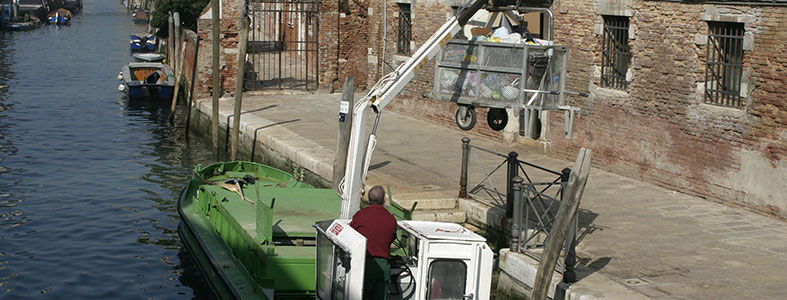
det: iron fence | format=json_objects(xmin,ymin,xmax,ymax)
[
  {"xmin": 247, "ymin": 0, "xmax": 320, "ymax": 90},
  {"xmin": 458, "ymin": 137, "xmax": 578, "ymax": 281}
]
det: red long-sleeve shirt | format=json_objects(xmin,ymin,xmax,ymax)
[{"xmin": 349, "ymin": 204, "xmax": 397, "ymax": 259}]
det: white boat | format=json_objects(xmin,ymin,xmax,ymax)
[{"xmin": 132, "ymin": 52, "xmax": 165, "ymax": 62}]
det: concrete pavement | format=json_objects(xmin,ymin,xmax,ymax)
[{"xmin": 190, "ymin": 92, "xmax": 787, "ymax": 299}]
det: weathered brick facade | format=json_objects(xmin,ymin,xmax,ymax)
[
  {"xmin": 195, "ymin": 0, "xmax": 242, "ymax": 99},
  {"xmin": 198, "ymin": 0, "xmax": 786, "ymax": 219},
  {"xmin": 546, "ymin": 1, "xmax": 787, "ymax": 219},
  {"xmin": 326, "ymin": 0, "xmax": 787, "ymax": 219}
]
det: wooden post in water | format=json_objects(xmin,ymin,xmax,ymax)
[
  {"xmin": 169, "ymin": 12, "xmax": 184, "ymax": 117},
  {"xmin": 332, "ymin": 76, "xmax": 354, "ymax": 192},
  {"xmin": 169, "ymin": 39, "xmax": 187, "ymax": 117},
  {"xmin": 210, "ymin": 0, "xmax": 220, "ymax": 151},
  {"xmin": 167, "ymin": 12, "xmax": 173, "ymax": 62},
  {"xmin": 230, "ymin": 0, "xmax": 249, "ymax": 161},
  {"xmin": 185, "ymin": 34, "xmax": 201, "ymax": 141},
  {"xmin": 531, "ymin": 148, "xmax": 591, "ymax": 300},
  {"xmin": 173, "ymin": 12, "xmax": 181, "ymax": 77}
]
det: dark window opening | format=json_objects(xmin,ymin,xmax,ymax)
[
  {"xmin": 704, "ymin": 21, "xmax": 744, "ymax": 108},
  {"xmin": 397, "ymin": 4, "xmax": 412, "ymax": 56},
  {"xmin": 600, "ymin": 15, "xmax": 630, "ymax": 90},
  {"xmin": 426, "ymin": 260, "xmax": 467, "ymax": 300}
]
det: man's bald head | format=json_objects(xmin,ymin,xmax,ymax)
[{"xmin": 368, "ymin": 185, "xmax": 385, "ymax": 205}]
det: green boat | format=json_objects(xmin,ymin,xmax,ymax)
[{"xmin": 177, "ymin": 161, "xmax": 341, "ymax": 299}]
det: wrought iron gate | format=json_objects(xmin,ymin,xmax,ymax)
[{"xmin": 247, "ymin": 0, "xmax": 320, "ymax": 90}]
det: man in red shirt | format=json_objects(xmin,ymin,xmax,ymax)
[{"xmin": 350, "ymin": 185, "xmax": 397, "ymax": 300}]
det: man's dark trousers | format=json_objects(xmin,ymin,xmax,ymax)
[{"xmin": 363, "ymin": 256, "xmax": 390, "ymax": 300}]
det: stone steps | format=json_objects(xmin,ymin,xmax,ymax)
[{"xmin": 390, "ymin": 191, "xmax": 467, "ymax": 223}]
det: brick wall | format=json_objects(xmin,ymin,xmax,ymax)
[
  {"xmin": 318, "ymin": 0, "xmax": 373, "ymax": 91},
  {"xmin": 548, "ymin": 1, "xmax": 787, "ymax": 219},
  {"xmin": 195, "ymin": 0, "xmax": 241, "ymax": 99}
]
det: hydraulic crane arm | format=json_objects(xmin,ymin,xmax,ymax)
[{"xmin": 339, "ymin": 0, "xmax": 488, "ymax": 218}]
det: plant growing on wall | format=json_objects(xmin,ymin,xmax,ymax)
[{"xmin": 151, "ymin": 0, "xmax": 210, "ymax": 37}]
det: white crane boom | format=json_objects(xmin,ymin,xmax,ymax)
[{"xmin": 339, "ymin": 0, "xmax": 488, "ymax": 218}]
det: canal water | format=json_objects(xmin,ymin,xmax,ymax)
[{"xmin": 0, "ymin": 1, "xmax": 218, "ymax": 298}]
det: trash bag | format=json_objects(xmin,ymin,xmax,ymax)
[
  {"xmin": 145, "ymin": 71, "xmax": 161, "ymax": 84},
  {"xmin": 502, "ymin": 85, "xmax": 519, "ymax": 100},
  {"xmin": 441, "ymin": 70, "xmax": 459, "ymax": 88},
  {"xmin": 492, "ymin": 26, "xmax": 510, "ymax": 38}
]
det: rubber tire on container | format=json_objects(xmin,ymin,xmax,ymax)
[
  {"xmin": 487, "ymin": 108, "xmax": 508, "ymax": 131},
  {"xmin": 456, "ymin": 106, "xmax": 476, "ymax": 131}
]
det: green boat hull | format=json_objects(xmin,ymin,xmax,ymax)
[{"xmin": 177, "ymin": 161, "xmax": 341, "ymax": 299}]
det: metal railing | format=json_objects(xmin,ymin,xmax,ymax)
[{"xmin": 458, "ymin": 137, "xmax": 578, "ymax": 281}]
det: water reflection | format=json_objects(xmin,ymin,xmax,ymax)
[{"xmin": 0, "ymin": 0, "xmax": 218, "ymax": 298}]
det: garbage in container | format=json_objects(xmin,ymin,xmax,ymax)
[
  {"xmin": 441, "ymin": 70, "xmax": 459, "ymax": 87},
  {"xmin": 502, "ymin": 85, "xmax": 519, "ymax": 100}
]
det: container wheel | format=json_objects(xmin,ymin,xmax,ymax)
[
  {"xmin": 487, "ymin": 108, "xmax": 508, "ymax": 131},
  {"xmin": 456, "ymin": 106, "xmax": 476, "ymax": 131}
]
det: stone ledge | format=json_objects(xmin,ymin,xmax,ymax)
[{"xmin": 498, "ymin": 249, "xmax": 650, "ymax": 300}]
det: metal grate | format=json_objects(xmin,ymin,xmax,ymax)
[
  {"xmin": 600, "ymin": 16, "xmax": 630, "ymax": 90},
  {"xmin": 397, "ymin": 4, "xmax": 411, "ymax": 56},
  {"xmin": 705, "ymin": 22, "xmax": 744, "ymax": 108},
  {"xmin": 247, "ymin": 0, "xmax": 320, "ymax": 91}
]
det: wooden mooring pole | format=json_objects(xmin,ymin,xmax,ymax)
[
  {"xmin": 169, "ymin": 39, "xmax": 186, "ymax": 119},
  {"xmin": 210, "ymin": 0, "xmax": 220, "ymax": 151},
  {"xmin": 332, "ymin": 76, "xmax": 354, "ymax": 192},
  {"xmin": 185, "ymin": 34, "xmax": 200, "ymax": 141},
  {"xmin": 167, "ymin": 12, "xmax": 173, "ymax": 61},
  {"xmin": 531, "ymin": 148, "xmax": 591, "ymax": 300},
  {"xmin": 230, "ymin": 1, "xmax": 249, "ymax": 161}
]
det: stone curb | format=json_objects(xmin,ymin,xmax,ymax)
[{"xmin": 498, "ymin": 249, "xmax": 650, "ymax": 300}]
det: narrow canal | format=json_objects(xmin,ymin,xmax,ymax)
[{"xmin": 0, "ymin": 1, "xmax": 217, "ymax": 298}]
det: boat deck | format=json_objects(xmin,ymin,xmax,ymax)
[
  {"xmin": 180, "ymin": 162, "xmax": 341, "ymax": 299},
  {"xmin": 201, "ymin": 185, "xmax": 340, "ymax": 239}
]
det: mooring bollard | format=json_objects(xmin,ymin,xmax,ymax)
[
  {"xmin": 510, "ymin": 176, "xmax": 524, "ymax": 252},
  {"xmin": 459, "ymin": 137, "xmax": 470, "ymax": 198},
  {"xmin": 506, "ymin": 151, "xmax": 519, "ymax": 217}
]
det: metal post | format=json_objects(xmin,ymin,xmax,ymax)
[
  {"xmin": 510, "ymin": 176, "xmax": 524, "ymax": 252},
  {"xmin": 506, "ymin": 151, "xmax": 519, "ymax": 217},
  {"xmin": 560, "ymin": 167, "xmax": 577, "ymax": 283},
  {"xmin": 459, "ymin": 137, "xmax": 470, "ymax": 198}
]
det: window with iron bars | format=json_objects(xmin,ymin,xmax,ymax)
[
  {"xmin": 397, "ymin": 4, "xmax": 412, "ymax": 55},
  {"xmin": 705, "ymin": 21, "xmax": 744, "ymax": 108},
  {"xmin": 600, "ymin": 15, "xmax": 630, "ymax": 90}
]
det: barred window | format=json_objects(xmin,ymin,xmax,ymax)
[
  {"xmin": 600, "ymin": 15, "xmax": 630, "ymax": 90},
  {"xmin": 397, "ymin": 4, "xmax": 412, "ymax": 55},
  {"xmin": 705, "ymin": 22, "xmax": 744, "ymax": 108}
]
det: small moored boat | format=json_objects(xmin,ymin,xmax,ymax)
[
  {"xmin": 177, "ymin": 161, "xmax": 341, "ymax": 299},
  {"xmin": 47, "ymin": 8, "xmax": 71, "ymax": 25},
  {"xmin": 131, "ymin": 9, "xmax": 148, "ymax": 23},
  {"xmin": 129, "ymin": 34, "xmax": 155, "ymax": 52},
  {"xmin": 117, "ymin": 62, "xmax": 175, "ymax": 100},
  {"xmin": 132, "ymin": 52, "xmax": 165, "ymax": 62}
]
